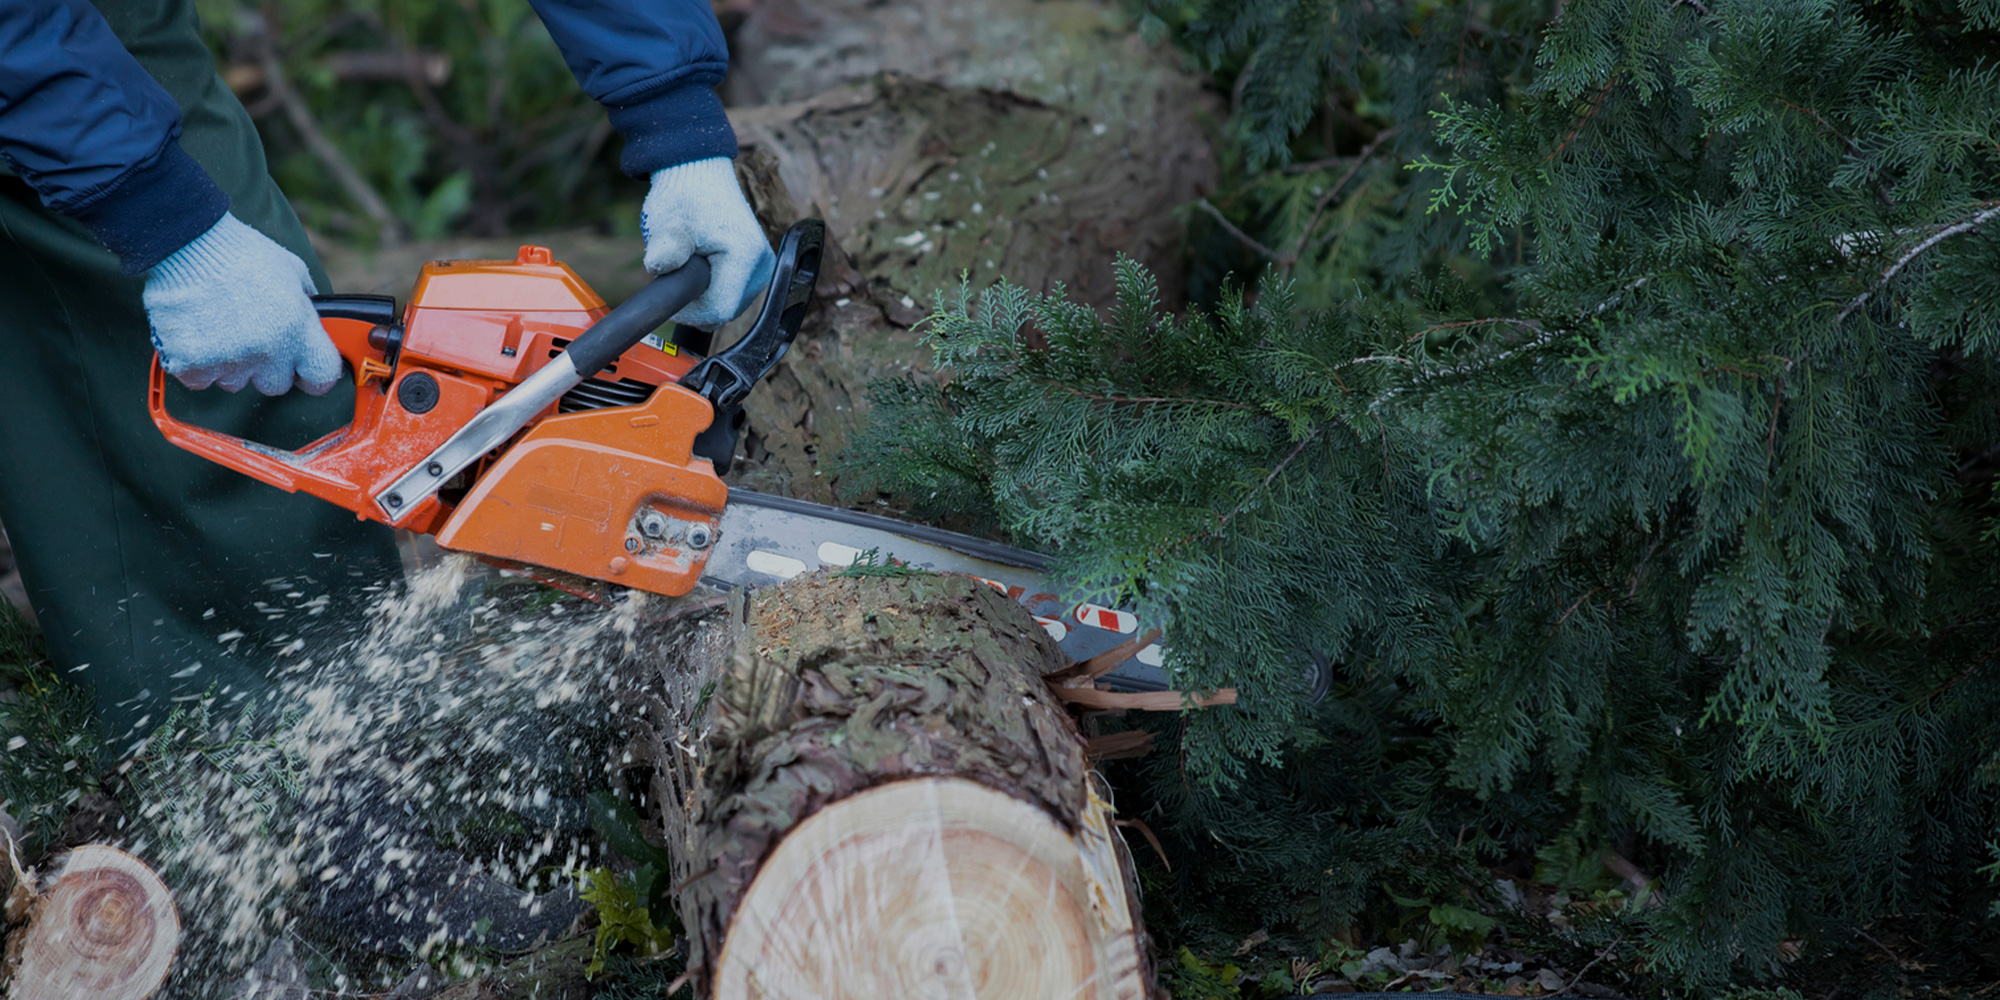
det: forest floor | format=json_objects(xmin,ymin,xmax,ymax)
[{"xmin": 0, "ymin": 507, "xmax": 1963, "ymax": 1000}]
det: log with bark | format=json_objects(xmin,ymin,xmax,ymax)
[
  {"xmin": 715, "ymin": 65, "xmax": 1217, "ymax": 505},
  {"xmin": 1, "ymin": 843, "xmax": 178, "ymax": 1000},
  {"xmin": 620, "ymin": 570, "xmax": 1156, "ymax": 998}
]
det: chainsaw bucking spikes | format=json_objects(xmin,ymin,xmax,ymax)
[{"xmin": 148, "ymin": 219, "xmax": 828, "ymax": 598}]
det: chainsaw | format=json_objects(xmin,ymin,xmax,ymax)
[{"xmin": 147, "ymin": 219, "xmax": 1273, "ymax": 696}]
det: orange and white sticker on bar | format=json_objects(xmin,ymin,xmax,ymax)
[
  {"xmin": 1034, "ymin": 616, "xmax": 1068, "ymax": 642},
  {"xmin": 1073, "ymin": 602, "xmax": 1138, "ymax": 634}
]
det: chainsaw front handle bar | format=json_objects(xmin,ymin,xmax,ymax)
[
  {"xmin": 566, "ymin": 256, "xmax": 711, "ymax": 377},
  {"xmin": 372, "ymin": 255, "xmax": 715, "ymax": 519}
]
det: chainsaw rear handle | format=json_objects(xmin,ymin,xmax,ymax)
[{"xmin": 146, "ymin": 294, "xmax": 400, "ymax": 499}]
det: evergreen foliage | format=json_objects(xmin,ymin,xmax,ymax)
[{"xmin": 846, "ymin": 0, "xmax": 2000, "ymax": 989}]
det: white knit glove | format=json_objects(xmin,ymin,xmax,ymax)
[
  {"xmin": 144, "ymin": 212, "xmax": 341, "ymax": 396},
  {"xmin": 641, "ymin": 157, "xmax": 777, "ymax": 330}
]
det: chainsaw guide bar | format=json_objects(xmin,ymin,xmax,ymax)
[{"xmin": 709, "ymin": 489, "xmax": 1170, "ymax": 693}]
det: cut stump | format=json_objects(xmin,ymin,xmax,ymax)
[
  {"xmin": 626, "ymin": 572, "xmax": 1155, "ymax": 999},
  {"xmin": 1, "ymin": 846, "xmax": 178, "ymax": 1000},
  {"xmin": 715, "ymin": 778, "xmax": 1142, "ymax": 998}
]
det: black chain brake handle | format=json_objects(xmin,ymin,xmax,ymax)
[{"xmin": 678, "ymin": 219, "xmax": 826, "ymax": 413}]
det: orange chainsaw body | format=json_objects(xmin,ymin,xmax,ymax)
[{"xmin": 149, "ymin": 245, "xmax": 729, "ymax": 596}]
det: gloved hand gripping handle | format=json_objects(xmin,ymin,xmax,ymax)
[{"xmin": 371, "ymin": 219, "xmax": 820, "ymax": 523}]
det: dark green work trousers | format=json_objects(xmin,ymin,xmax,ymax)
[{"xmin": 0, "ymin": 0, "xmax": 399, "ymax": 744}]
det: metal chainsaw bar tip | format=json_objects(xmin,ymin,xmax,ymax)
[
  {"xmin": 372, "ymin": 256, "xmax": 714, "ymax": 520},
  {"xmin": 706, "ymin": 490, "xmax": 1173, "ymax": 693}
]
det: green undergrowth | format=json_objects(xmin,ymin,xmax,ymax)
[
  {"xmin": 576, "ymin": 867, "xmax": 675, "ymax": 978},
  {"xmin": 0, "ymin": 600, "xmax": 100, "ymax": 852}
]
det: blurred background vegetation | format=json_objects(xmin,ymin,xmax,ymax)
[
  {"xmin": 190, "ymin": 0, "xmax": 1540, "ymax": 319},
  {"xmin": 192, "ymin": 0, "xmax": 1514, "ymax": 307},
  {"xmin": 193, "ymin": 0, "xmax": 659, "ymax": 246}
]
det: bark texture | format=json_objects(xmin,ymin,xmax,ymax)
[
  {"xmin": 0, "ymin": 837, "xmax": 29, "ymax": 995},
  {"xmin": 624, "ymin": 571, "xmax": 1153, "ymax": 997}
]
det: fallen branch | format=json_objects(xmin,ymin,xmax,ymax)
[
  {"xmin": 1852, "ymin": 926, "xmax": 1906, "ymax": 967},
  {"xmin": 1049, "ymin": 629, "xmax": 1164, "ymax": 688},
  {"xmin": 1563, "ymin": 934, "xmax": 1623, "ymax": 994},
  {"xmin": 1195, "ymin": 199, "xmax": 1282, "ymax": 261}
]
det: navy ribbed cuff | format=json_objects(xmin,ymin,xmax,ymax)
[
  {"xmin": 67, "ymin": 141, "xmax": 229, "ymax": 275},
  {"xmin": 608, "ymin": 81, "xmax": 738, "ymax": 178}
]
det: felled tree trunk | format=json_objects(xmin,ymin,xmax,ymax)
[
  {"xmin": 625, "ymin": 572, "xmax": 1154, "ymax": 999},
  {"xmin": 1, "ymin": 845, "xmax": 178, "ymax": 1000},
  {"xmin": 699, "ymin": 0, "xmax": 1219, "ymax": 505}
]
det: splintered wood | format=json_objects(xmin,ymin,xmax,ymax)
[
  {"xmin": 2, "ymin": 846, "xmax": 178, "ymax": 1000},
  {"xmin": 714, "ymin": 778, "xmax": 1143, "ymax": 999}
]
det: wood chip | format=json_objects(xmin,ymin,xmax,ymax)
[{"xmin": 1046, "ymin": 629, "xmax": 1162, "ymax": 688}]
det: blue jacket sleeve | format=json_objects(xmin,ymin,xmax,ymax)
[
  {"xmin": 0, "ymin": 0, "xmax": 228, "ymax": 273},
  {"xmin": 525, "ymin": 0, "xmax": 738, "ymax": 177}
]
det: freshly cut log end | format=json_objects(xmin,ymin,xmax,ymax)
[
  {"xmin": 634, "ymin": 573, "xmax": 1155, "ymax": 996},
  {"xmin": 4, "ymin": 846, "xmax": 177, "ymax": 1000},
  {"xmin": 713, "ymin": 777, "xmax": 1144, "ymax": 1000}
]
